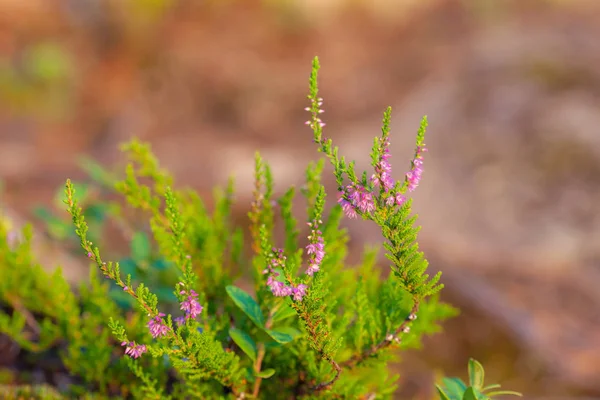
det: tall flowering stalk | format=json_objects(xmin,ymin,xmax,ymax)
[{"xmin": 304, "ymin": 56, "xmax": 442, "ymax": 371}]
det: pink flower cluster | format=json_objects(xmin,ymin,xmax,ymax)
[
  {"xmin": 305, "ymin": 219, "xmax": 325, "ymax": 276},
  {"xmin": 148, "ymin": 312, "xmax": 169, "ymax": 339},
  {"xmin": 264, "ymin": 248, "xmax": 307, "ymax": 302},
  {"xmin": 120, "ymin": 285, "xmax": 206, "ymax": 359},
  {"xmin": 372, "ymin": 135, "xmax": 394, "ymax": 192},
  {"xmin": 337, "ymin": 184, "xmax": 377, "ymax": 219},
  {"xmin": 335, "ymin": 145, "xmax": 426, "ymax": 219},
  {"xmin": 406, "ymin": 146, "xmax": 427, "ymax": 192},
  {"xmin": 179, "ymin": 288, "xmax": 203, "ymax": 321},
  {"xmin": 121, "ymin": 341, "xmax": 147, "ymax": 358},
  {"xmin": 303, "ymin": 96, "xmax": 427, "ymax": 219}
]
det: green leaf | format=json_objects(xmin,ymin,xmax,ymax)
[
  {"xmin": 226, "ymin": 285, "xmax": 265, "ymax": 328},
  {"xmin": 229, "ymin": 328, "xmax": 257, "ymax": 361},
  {"xmin": 441, "ymin": 377, "xmax": 468, "ymax": 400},
  {"xmin": 468, "ymin": 359, "xmax": 485, "ymax": 389},
  {"xmin": 264, "ymin": 329, "xmax": 294, "ymax": 344},
  {"xmin": 131, "ymin": 231, "xmax": 151, "ymax": 262},
  {"xmin": 264, "ymin": 341, "xmax": 285, "ymax": 350},
  {"xmin": 271, "ymin": 299, "xmax": 296, "ymax": 323},
  {"xmin": 481, "ymin": 384, "xmax": 501, "ymax": 392},
  {"xmin": 255, "ymin": 368, "xmax": 275, "ymax": 379},
  {"xmin": 272, "ymin": 326, "xmax": 302, "ymax": 340},
  {"xmin": 463, "ymin": 387, "xmax": 486, "ymax": 400},
  {"xmin": 463, "ymin": 387, "xmax": 478, "ymax": 400},
  {"xmin": 436, "ymin": 385, "xmax": 452, "ymax": 400},
  {"xmin": 486, "ymin": 390, "xmax": 522, "ymax": 398}
]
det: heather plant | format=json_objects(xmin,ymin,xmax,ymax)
[{"xmin": 0, "ymin": 57, "xmax": 522, "ymax": 399}]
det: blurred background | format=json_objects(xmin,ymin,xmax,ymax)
[{"xmin": 1, "ymin": 0, "xmax": 600, "ymax": 398}]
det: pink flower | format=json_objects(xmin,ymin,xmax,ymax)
[
  {"xmin": 292, "ymin": 284, "xmax": 308, "ymax": 302},
  {"xmin": 263, "ymin": 249, "xmax": 308, "ymax": 302},
  {"xmin": 395, "ymin": 193, "xmax": 406, "ymax": 206},
  {"xmin": 338, "ymin": 195, "xmax": 358, "ymax": 219},
  {"xmin": 180, "ymin": 290, "xmax": 203, "ymax": 320},
  {"xmin": 268, "ymin": 277, "xmax": 293, "ymax": 297},
  {"xmin": 306, "ymin": 220, "xmax": 325, "ymax": 276},
  {"xmin": 372, "ymin": 135, "xmax": 395, "ymax": 191},
  {"xmin": 121, "ymin": 341, "xmax": 147, "ymax": 358},
  {"xmin": 338, "ymin": 184, "xmax": 375, "ymax": 217},
  {"xmin": 406, "ymin": 146, "xmax": 427, "ymax": 192},
  {"xmin": 148, "ymin": 313, "xmax": 169, "ymax": 338}
]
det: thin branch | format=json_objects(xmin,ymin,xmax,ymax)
[
  {"xmin": 311, "ymin": 357, "xmax": 342, "ymax": 392},
  {"xmin": 342, "ymin": 300, "xmax": 420, "ymax": 369},
  {"xmin": 252, "ymin": 305, "xmax": 278, "ymax": 398}
]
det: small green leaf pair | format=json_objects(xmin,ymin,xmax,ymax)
[
  {"xmin": 226, "ymin": 285, "xmax": 301, "ymax": 376},
  {"xmin": 437, "ymin": 359, "xmax": 522, "ymax": 400}
]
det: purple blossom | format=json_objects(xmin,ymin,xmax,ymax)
[
  {"xmin": 174, "ymin": 316, "xmax": 186, "ymax": 327},
  {"xmin": 356, "ymin": 191, "xmax": 375, "ymax": 213},
  {"xmin": 148, "ymin": 313, "xmax": 169, "ymax": 338},
  {"xmin": 263, "ymin": 249, "xmax": 307, "ymax": 302},
  {"xmin": 180, "ymin": 290, "xmax": 203, "ymax": 320},
  {"xmin": 305, "ymin": 220, "xmax": 325, "ymax": 276},
  {"xmin": 121, "ymin": 341, "xmax": 147, "ymax": 358},
  {"xmin": 264, "ymin": 249, "xmax": 291, "ymax": 296},
  {"xmin": 336, "ymin": 141, "xmax": 425, "ymax": 219},
  {"xmin": 405, "ymin": 146, "xmax": 427, "ymax": 192},
  {"xmin": 292, "ymin": 284, "xmax": 308, "ymax": 302},
  {"xmin": 372, "ymin": 135, "xmax": 395, "ymax": 192},
  {"xmin": 395, "ymin": 193, "xmax": 406, "ymax": 206},
  {"xmin": 385, "ymin": 195, "xmax": 395, "ymax": 207},
  {"xmin": 267, "ymin": 276, "xmax": 293, "ymax": 297},
  {"xmin": 338, "ymin": 184, "xmax": 376, "ymax": 218},
  {"xmin": 337, "ymin": 195, "xmax": 358, "ymax": 219}
]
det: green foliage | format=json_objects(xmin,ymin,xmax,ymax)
[
  {"xmin": 436, "ymin": 359, "xmax": 523, "ymax": 400},
  {"xmin": 0, "ymin": 216, "xmax": 167, "ymax": 398},
  {"xmin": 0, "ymin": 57, "xmax": 517, "ymax": 399},
  {"xmin": 0, "ymin": 384, "xmax": 65, "ymax": 400}
]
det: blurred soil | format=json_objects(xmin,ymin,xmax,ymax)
[{"xmin": 2, "ymin": 0, "xmax": 600, "ymax": 398}]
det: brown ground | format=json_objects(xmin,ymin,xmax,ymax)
[{"xmin": 2, "ymin": 0, "xmax": 600, "ymax": 398}]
